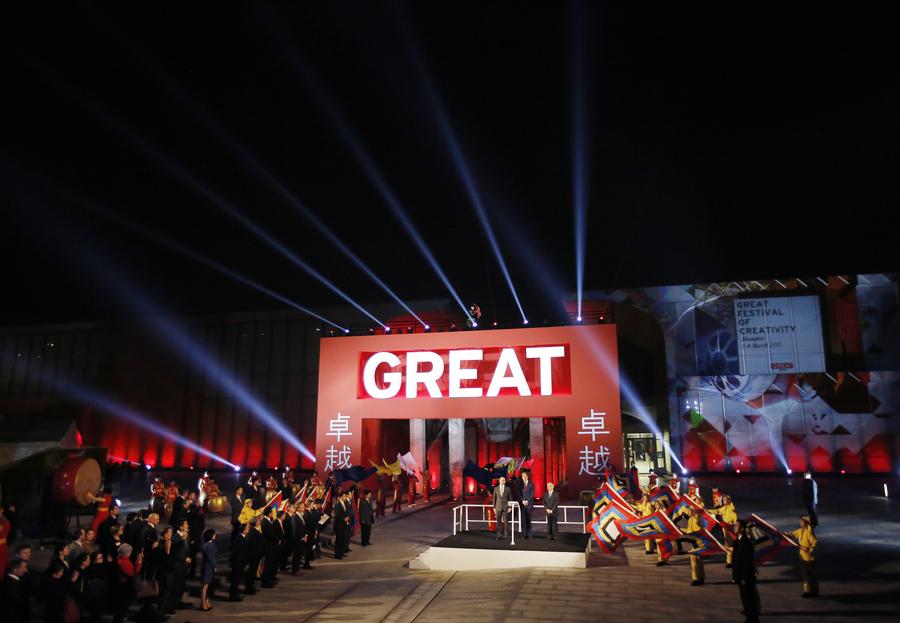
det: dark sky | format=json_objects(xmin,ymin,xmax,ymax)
[{"xmin": 2, "ymin": 2, "xmax": 897, "ymax": 327}]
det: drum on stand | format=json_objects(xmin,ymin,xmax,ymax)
[
  {"xmin": 207, "ymin": 495, "xmax": 227, "ymax": 514},
  {"xmin": 53, "ymin": 457, "xmax": 102, "ymax": 506}
]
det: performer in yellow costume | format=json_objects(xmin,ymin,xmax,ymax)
[
  {"xmin": 714, "ymin": 494, "xmax": 737, "ymax": 567},
  {"xmin": 789, "ymin": 516, "xmax": 819, "ymax": 597},
  {"xmin": 685, "ymin": 507, "xmax": 705, "ymax": 586}
]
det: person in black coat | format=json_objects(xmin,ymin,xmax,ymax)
[
  {"xmin": 230, "ymin": 486, "xmax": 245, "ymax": 537},
  {"xmin": 186, "ymin": 500, "xmax": 205, "ymax": 578},
  {"xmin": 1, "ymin": 558, "xmax": 31, "ymax": 623},
  {"xmin": 280, "ymin": 508, "xmax": 294, "ymax": 572},
  {"xmin": 332, "ymin": 494, "xmax": 349, "ymax": 559},
  {"xmin": 359, "ymin": 491, "xmax": 375, "ymax": 547},
  {"xmin": 289, "ymin": 504, "xmax": 308, "ymax": 572},
  {"xmin": 731, "ymin": 519, "xmax": 760, "ymax": 623},
  {"xmin": 302, "ymin": 506, "xmax": 316, "ymax": 568},
  {"xmin": 229, "ymin": 522, "xmax": 249, "ymax": 601},
  {"xmin": 161, "ymin": 524, "xmax": 191, "ymax": 614},
  {"xmin": 260, "ymin": 512, "xmax": 284, "ymax": 587},
  {"xmin": 98, "ymin": 504, "xmax": 121, "ymax": 547},
  {"xmin": 245, "ymin": 520, "xmax": 264, "ymax": 595},
  {"xmin": 542, "ymin": 482, "xmax": 560, "ymax": 540},
  {"xmin": 519, "ymin": 471, "xmax": 536, "ymax": 539},
  {"xmin": 802, "ymin": 472, "xmax": 818, "ymax": 527}
]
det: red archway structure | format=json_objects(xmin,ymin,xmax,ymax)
[{"xmin": 316, "ymin": 324, "xmax": 621, "ymax": 496}]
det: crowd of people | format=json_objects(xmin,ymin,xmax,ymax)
[{"xmin": 0, "ymin": 466, "xmax": 393, "ymax": 623}]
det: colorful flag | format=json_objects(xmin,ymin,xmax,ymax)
[
  {"xmin": 667, "ymin": 496, "xmax": 719, "ymax": 531},
  {"xmin": 593, "ymin": 482, "xmax": 631, "ymax": 515},
  {"xmin": 656, "ymin": 536, "xmax": 673, "ymax": 560},
  {"xmin": 615, "ymin": 510, "xmax": 683, "ymax": 541},
  {"xmin": 463, "ymin": 460, "xmax": 492, "ymax": 489},
  {"xmin": 650, "ymin": 485, "xmax": 679, "ymax": 507},
  {"xmin": 606, "ymin": 473, "xmax": 631, "ymax": 498},
  {"xmin": 398, "ymin": 452, "xmax": 419, "ymax": 476},
  {"xmin": 588, "ymin": 500, "xmax": 636, "ymax": 553},
  {"xmin": 262, "ymin": 490, "xmax": 283, "ymax": 512},
  {"xmin": 749, "ymin": 514, "xmax": 796, "ymax": 564},
  {"xmin": 679, "ymin": 528, "xmax": 726, "ymax": 557},
  {"xmin": 593, "ymin": 484, "xmax": 625, "ymax": 514},
  {"xmin": 333, "ymin": 465, "xmax": 377, "ymax": 484},
  {"xmin": 379, "ymin": 458, "xmax": 402, "ymax": 476}
]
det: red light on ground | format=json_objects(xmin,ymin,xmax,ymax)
[
  {"xmin": 467, "ymin": 479, "xmax": 475, "ymax": 494},
  {"xmin": 841, "ymin": 469, "xmax": 846, "ymax": 474},
  {"xmin": 736, "ymin": 469, "xmax": 741, "ymax": 474},
  {"xmin": 76, "ymin": 431, "xmax": 83, "ymax": 447}
]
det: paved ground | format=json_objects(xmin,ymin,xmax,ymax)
[
  {"xmin": 22, "ymin": 474, "xmax": 900, "ymax": 622},
  {"xmin": 162, "ymin": 475, "xmax": 900, "ymax": 623}
]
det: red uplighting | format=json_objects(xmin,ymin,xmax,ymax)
[
  {"xmin": 840, "ymin": 469, "xmax": 846, "ymax": 474},
  {"xmin": 736, "ymin": 469, "xmax": 741, "ymax": 474}
]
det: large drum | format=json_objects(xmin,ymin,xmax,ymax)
[
  {"xmin": 53, "ymin": 457, "xmax": 102, "ymax": 506},
  {"xmin": 207, "ymin": 495, "xmax": 227, "ymax": 514}
]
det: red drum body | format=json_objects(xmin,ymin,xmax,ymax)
[{"xmin": 53, "ymin": 457, "xmax": 102, "ymax": 506}]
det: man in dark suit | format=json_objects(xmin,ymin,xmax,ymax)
[
  {"xmin": 542, "ymin": 481, "xmax": 560, "ymax": 540},
  {"xmin": 802, "ymin": 472, "xmax": 818, "ymax": 527},
  {"xmin": 245, "ymin": 520, "xmax": 264, "ymax": 595},
  {"xmin": 288, "ymin": 504, "xmax": 307, "ymax": 573},
  {"xmin": 309, "ymin": 502, "xmax": 323, "ymax": 560},
  {"xmin": 519, "ymin": 471, "xmax": 535, "ymax": 539},
  {"xmin": 492, "ymin": 476, "xmax": 511, "ymax": 541},
  {"xmin": 279, "ymin": 509, "xmax": 293, "ymax": 572},
  {"xmin": 230, "ymin": 486, "xmax": 245, "ymax": 537},
  {"xmin": 359, "ymin": 490, "xmax": 375, "ymax": 546},
  {"xmin": 731, "ymin": 519, "xmax": 760, "ymax": 623},
  {"xmin": 303, "ymin": 505, "xmax": 316, "ymax": 568},
  {"xmin": 1, "ymin": 558, "xmax": 30, "ymax": 623},
  {"xmin": 260, "ymin": 512, "xmax": 284, "ymax": 587},
  {"xmin": 98, "ymin": 504, "xmax": 121, "ymax": 547},
  {"xmin": 229, "ymin": 522, "xmax": 248, "ymax": 601},
  {"xmin": 332, "ymin": 494, "xmax": 348, "ymax": 559}
]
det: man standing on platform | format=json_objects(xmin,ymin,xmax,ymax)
[
  {"xmin": 542, "ymin": 482, "xmax": 559, "ymax": 540},
  {"xmin": 359, "ymin": 490, "xmax": 375, "ymax": 546},
  {"xmin": 802, "ymin": 472, "xmax": 818, "ymax": 527},
  {"xmin": 519, "ymin": 471, "xmax": 535, "ymax": 539},
  {"xmin": 492, "ymin": 476, "xmax": 511, "ymax": 541}
]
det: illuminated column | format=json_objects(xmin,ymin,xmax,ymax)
[
  {"xmin": 529, "ymin": 417, "xmax": 545, "ymax": 498},
  {"xmin": 409, "ymin": 419, "xmax": 426, "ymax": 495},
  {"xmin": 449, "ymin": 418, "xmax": 465, "ymax": 499}
]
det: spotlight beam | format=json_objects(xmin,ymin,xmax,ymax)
[
  {"xmin": 261, "ymin": 17, "xmax": 472, "ymax": 323},
  {"xmin": 90, "ymin": 204, "xmax": 347, "ymax": 332},
  {"xmin": 24, "ymin": 56, "xmax": 385, "ymax": 329},
  {"xmin": 37, "ymin": 211, "xmax": 317, "ymax": 463},
  {"xmin": 133, "ymin": 59, "xmax": 427, "ymax": 328},
  {"xmin": 397, "ymin": 17, "xmax": 528, "ymax": 324},
  {"xmin": 572, "ymin": 1, "xmax": 590, "ymax": 324},
  {"xmin": 56, "ymin": 377, "xmax": 238, "ymax": 469}
]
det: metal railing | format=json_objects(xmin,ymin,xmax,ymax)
[{"xmin": 452, "ymin": 503, "xmax": 590, "ymax": 545}]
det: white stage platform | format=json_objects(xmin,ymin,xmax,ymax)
[{"xmin": 409, "ymin": 531, "xmax": 591, "ymax": 570}]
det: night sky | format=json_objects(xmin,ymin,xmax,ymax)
[{"xmin": 2, "ymin": 2, "xmax": 897, "ymax": 327}]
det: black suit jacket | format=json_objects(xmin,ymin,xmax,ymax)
[
  {"xmin": 291, "ymin": 514, "xmax": 307, "ymax": 542},
  {"xmin": 230, "ymin": 495, "xmax": 243, "ymax": 523},
  {"xmin": 731, "ymin": 534, "xmax": 757, "ymax": 583},
  {"xmin": 542, "ymin": 490, "xmax": 559, "ymax": 512},
  {"xmin": 230, "ymin": 533, "xmax": 248, "ymax": 566},
  {"xmin": 358, "ymin": 499, "xmax": 374, "ymax": 526},
  {"xmin": 1, "ymin": 576, "xmax": 30, "ymax": 623}
]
